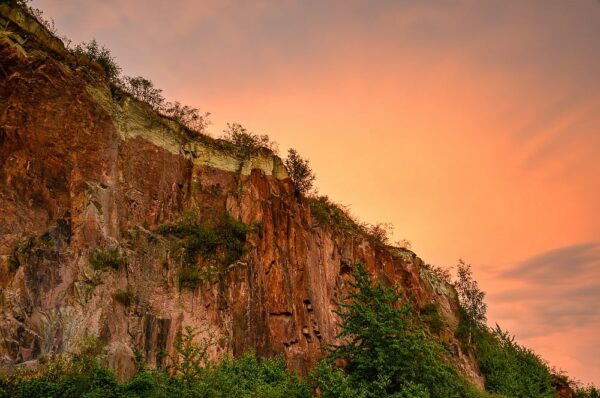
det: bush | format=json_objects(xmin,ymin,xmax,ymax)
[
  {"xmin": 473, "ymin": 326, "xmax": 554, "ymax": 397},
  {"xmin": 285, "ymin": 149, "xmax": 316, "ymax": 195},
  {"xmin": 0, "ymin": 333, "xmax": 311, "ymax": 398},
  {"xmin": 14, "ymin": 0, "xmax": 59, "ymax": 36},
  {"xmin": 122, "ymin": 76, "xmax": 165, "ymax": 110},
  {"xmin": 454, "ymin": 259, "xmax": 487, "ymax": 345},
  {"xmin": 423, "ymin": 263, "xmax": 453, "ymax": 285},
  {"xmin": 89, "ymin": 247, "xmax": 125, "ymax": 271},
  {"xmin": 314, "ymin": 262, "xmax": 483, "ymax": 398},
  {"xmin": 159, "ymin": 212, "xmax": 250, "ymax": 290},
  {"xmin": 73, "ymin": 39, "xmax": 121, "ymax": 81},
  {"xmin": 308, "ymin": 196, "xmax": 363, "ymax": 235},
  {"xmin": 158, "ymin": 212, "xmax": 249, "ymax": 267},
  {"xmin": 177, "ymin": 267, "xmax": 210, "ymax": 291},
  {"xmin": 452, "ymin": 262, "xmax": 555, "ymax": 397},
  {"xmin": 308, "ymin": 197, "xmax": 397, "ymax": 249},
  {"xmin": 112, "ymin": 289, "xmax": 133, "ymax": 306},
  {"xmin": 574, "ymin": 385, "xmax": 600, "ymax": 398},
  {"xmin": 420, "ymin": 302, "xmax": 445, "ymax": 335},
  {"xmin": 222, "ymin": 123, "xmax": 276, "ymax": 159},
  {"xmin": 162, "ymin": 101, "xmax": 210, "ymax": 134},
  {"xmin": 364, "ymin": 222, "xmax": 393, "ymax": 247}
]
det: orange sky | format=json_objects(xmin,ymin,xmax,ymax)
[{"xmin": 33, "ymin": 0, "xmax": 600, "ymax": 385}]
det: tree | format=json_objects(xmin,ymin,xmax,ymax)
[
  {"xmin": 364, "ymin": 222, "xmax": 393, "ymax": 246},
  {"xmin": 222, "ymin": 123, "xmax": 275, "ymax": 159},
  {"xmin": 73, "ymin": 39, "xmax": 121, "ymax": 82},
  {"xmin": 315, "ymin": 262, "xmax": 482, "ymax": 398},
  {"xmin": 122, "ymin": 76, "xmax": 165, "ymax": 110},
  {"xmin": 162, "ymin": 101, "xmax": 210, "ymax": 134},
  {"xmin": 454, "ymin": 259, "xmax": 487, "ymax": 344},
  {"xmin": 284, "ymin": 148, "xmax": 315, "ymax": 195}
]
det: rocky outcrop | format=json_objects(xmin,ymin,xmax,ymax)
[{"xmin": 0, "ymin": 2, "xmax": 483, "ymax": 386}]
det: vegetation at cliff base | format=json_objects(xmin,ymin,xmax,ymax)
[
  {"xmin": 312, "ymin": 262, "xmax": 483, "ymax": 398},
  {"xmin": 453, "ymin": 261, "xmax": 554, "ymax": 398},
  {"xmin": 1, "ymin": 260, "xmax": 598, "ymax": 397},
  {"xmin": 0, "ymin": 336, "xmax": 310, "ymax": 398}
]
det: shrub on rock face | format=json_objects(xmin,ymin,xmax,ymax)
[
  {"xmin": 89, "ymin": 247, "xmax": 125, "ymax": 271},
  {"xmin": 177, "ymin": 267, "xmax": 206, "ymax": 291},
  {"xmin": 159, "ymin": 212, "xmax": 251, "ymax": 290},
  {"xmin": 111, "ymin": 289, "xmax": 133, "ymax": 306}
]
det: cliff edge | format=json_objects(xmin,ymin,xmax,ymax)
[{"xmin": 0, "ymin": 2, "xmax": 482, "ymax": 386}]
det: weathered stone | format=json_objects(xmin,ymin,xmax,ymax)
[{"xmin": 0, "ymin": 2, "xmax": 484, "ymax": 389}]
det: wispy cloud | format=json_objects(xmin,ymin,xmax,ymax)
[{"xmin": 488, "ymin": 243, "xmax": 600, "ymax": 383}]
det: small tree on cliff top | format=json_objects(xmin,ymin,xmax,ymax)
[
  {"xmin": 222, "ymin": 123, "xmax": 275, "ymax": 159},
  {"xmin": 163, "ymin": 101, "xmax": 210, "ymax": 134},
  {"xmin": 284, "ymin": 148, "xmax": 316, "ymax": 196},
  {"xmin": 122, "ymin": 76, "xmax": 165, "ymax": 110},
  {"xmin": 73, "ymin": 39, "xmax": 121, "ymax": 82},
  {"xmin": 454, "ymin": 259, "xmax": 487, "ymax": 344}
]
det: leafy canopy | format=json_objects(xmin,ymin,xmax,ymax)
[{"xmin": 314, "ymin": 262, "xmax": 483, "ymax": 398}]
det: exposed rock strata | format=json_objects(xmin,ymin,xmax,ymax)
[{"xmin": 0, "ymin": 3, "xmax": 483, "ymax": 385}]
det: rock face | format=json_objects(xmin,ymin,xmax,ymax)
[{"xmin": 0, "ymin": 3, "xmax": 483, "ymax": 386}]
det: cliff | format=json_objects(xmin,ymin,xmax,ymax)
[{"xmin": 0, "ymin": 2, "xmax": 482, "ymax": 385}]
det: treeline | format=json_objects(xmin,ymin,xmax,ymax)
[{"xmin": 1, "ymin": 261, "xmax": 597, "ymax": 397}]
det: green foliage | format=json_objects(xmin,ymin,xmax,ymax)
[
  {"xmin": 420, "ymin": 302, "xmax": 445, "ymax": 335},
  {"xmin": 308, "ymin": 196, "xmax": 394, "ymax": 248},
  {"xmin": 120, "ymin": 77, "xmax": 210, "ymax": 134},
  {"xmin": 89, "ymin": 247, "xmax": 126, "ymax": 271},
  {"xmin": 159, "ymin": 212, "xmax": 250, "ymax": 290},
  {"xmin": 13, "ymin": 0, "xmax": 60, "ymax": 37},
  {"xmin": 308, "ymin": 196, "xmax": 364, "ymax": 234},
  {"xmin": 0, "ymin": 337, "xmax": 115, "ymax": 398},
  {"xmin": 158, "ymin": 212, "xmax": 249, "ymax": 267},
  {"xmin": 574, "ymin": 385, "xmax": 600, "ymax": 398},
  {"xmin": 122, "ymin": 76, "xmax": 165, "ymax": 110},
  {"xmin": 111, "ymin": 289, "xmax": 133, "ymax": 306},
  {"xmin": 423, "ymin": 263, "xmax": 453, "ymax": 285},
  {"xmin": 170, "ymin": 327, "xmax": 210, "ymax": 385},
  {"xmin": 363, "ymin": 222, "xmax": 393, "ymax": 247},
  {"xmin": 454, "ymin": 260, "xmax": 487, "ymax": 345},
  {"xmin": 314, "ymin": 262, "xmax": 483, "ymax": 398},
  {"xmin": 177, "ymin": 267, "xmax": 210, "ymax": 291},
  {"xmin": 73, "ymin": 39, "xmax": 121, "ymax": 81},
  {"xmin": 0, "ymin": 334, "xmax": 310, "ymax": 398},
  {"xmin": 473, "ymin": 325, "xmax": 554, "ymax": 398},
  {"xmin": 162, "ymin": 101, "xmax": 210, "ymax": 135},
  {"xmin": 222, "ymin": 123, "xmax": 276, "ymax": 159},
  {"xmin": 452, "ymin": 262, "xmax": 554, "ymax": 398},
  {"xmin": 285, "ymin": 148, "xmax": 316, "ymax": 195}
]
